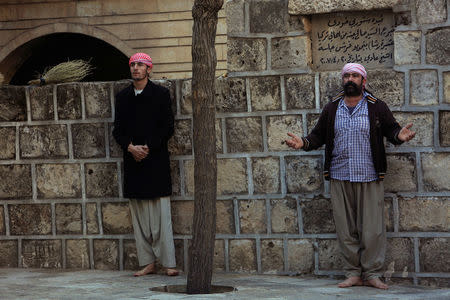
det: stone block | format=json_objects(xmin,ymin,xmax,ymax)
[
  {"xmin": 249, "ymin": 77, "xmax": 281, "ymax": 111},
  {"xmin": 29, "ymin": 85, "xmax": 54, "ymax": 121},
  {"xmin": 384, "ymin": 154, "xmax": 417, "ymax": 192},
  {"xmin": 216, "ymin": 77, "xmax": 247, "ymax": 113},
  {"xmin": 72, "ymin": 123, "xmax": 106, "ymax": 158},
  {"xmin": 271, "ymin": 198, "xmax": 298, "ymax": 233},
  {"xmin": 215, "ymin": 119, "xmax": 223, "ymax": 153},
  {"xmin": 249, "ymin": 0, "xmax": 288, "ymax": 33},
  {"xmin": 83, "ymin": 82, "xmax": 111, "ymax": 118},
  {"xmin": 36, "ymin": 164, "xmax": 81, "ymax": 199},
  {"xmin": 319, "ymin": 71, "xmax": 341, "ymax": 108},
  {"xmin": 123, "ymin": 239, "xmax": 139, "ymax": 270},
  {"xmin": 85, "ymin": 163, "xmax": 118, "ymax": 198},
  {"xmin": 9, "ymin": 204, "xmax": 51, "ymax": 235},
  {"xmin": 285, "ymin": 156, "xmax": 323, "ymax": 193},
  {"xmin": 174, "ymin": 239, "xmax": 184, "ymax": 271},
  {"xmin": 394, "ymin": 31, "xmax": 421, "ymax": 65},
  {"xmin": 261, "ymin": 239, "xmax": 284, "ymax": 273},
  {"xmin": 385, "ymin": 198, "xmax": 394, "ymax": 232},
  {"xmin": 409, "ymin": 70, "xmax": 438, "ymax": 106},
  {"xmin": 419, "ymin": 278, "xmax": 450, "ymax": 288},
  {"xmin": 285, "ymin": 75, "xmax": 315, "ymax": 109},
  {"xmin": 421, "ymin": 153, "xmax": 450, "ymax": 191},
  {"xmin": 171, "ymin": 200, "xmax": 193, "ymax": 235},
  {"xmin": 385, "ymin": 238, "xmax": 414, "ymax": 273},
  {"xmin": 0, "ymin": 127, "xmax": 15, "ymax": 159},
  {"xmin": 318, "ymin": 239, "xmax": 344, "ymax": 270},
  {"xmin": 444, "ymin": 72, "xmax": 450, "ymax": 104},
  {"xmin": 366, "ymin": 70, "xmax": 404, "ymax": 107},
  {"xmin": 170, "ymin": 161, "xmax": 180, "ymax": 196},
  {"xmin": 0, "ymin": 85, "xmax": 26, "ymax": 121},
  {"xmin": 86, "ymin": 203, "xmax": 99, "ymax": 234},
  {"xmin": 55, "ymin": 203, "xmax": 82, "ymax": 234},
  {"xmin": 0, "ymin": 240, "xmax": 18, "ymax": 267},
  {"xmin": 419, "ymin": 238, "xmax": 449, "ymax": 272},
  {"xmin": 301, "ymin": 197, "xmax": 335, "ymax": 234},
  {"xmin": 0, "ymin": 165, "xmax": 31, "ymax": 199},
  {"xmin": 168, "ymin": 119, "xmax": 192, "ymax": 156},
  {"xmin": 392, "ymin": 112, "xmax": 433, "ymax": 147},
  {"xmin": 102, "ymin": 202, "xmax": 132, "ymax": 234},
  {"xmin": 214, "ymin": 239, "xmax": 225, "ymax": 271},
  {"xmin": 226, "ymin": 0, "xmax": 244, "ymax": 35},
  {"xmin": 22, "ymin": 240, "xmax": 62, "ymax": 268},
  {"xmin": 399, "ymin": 197, "xmax": 449, "ymax": 231},
  {"xmin": 66, "ymin": 239, "xmax": 90, "ymax": 269},
  {"xmin": 227, "ymin": 117, "xmax": 263, "ymax": 152},
  {"xmin": 113, "ymin": 80, "xmax": 132, "ymax": 97},
  {"xmin": 0, "ymin": 206, "xmax": 4, "ymax": 235},
  {"xmin": 216, "ymin": 200, "xmax": 234, "ymax": 234},
  {"xmin": 426, "ymin": 27, "xmax": 450, "ymax": 65},
  {"xmin": 416, "ymin": 0, "xmax": 447, "ymax": 24},
  {"xmin": 289, "ymin": 0, "xmax": 401, "ymax": 14},
  {"xmin": 227, "ymin": 38, "xmax": 267, "ymax": 72},
  {"xmin": 93, "ymin": 239, "xmax": 119, "ymax": 270},
  {"xmin": 57, "ymin": 83, "xmax": 82, "ymax": 119},
  {"xmin": 180, "ymin": 80, "xmax": 192, "ymax": 114},
  {"xmin": 439, "ymin": 111, "xmax": 450, "ymax": 146},
  {"xmin": 272, "ymin": 36, "xmax": 310, "ymax": 69},
  {"xmin": 287, "ymin": 239, "xmax": 314, "ymax": 273},
  {"xmin": 239, "ymin": 199, "xmax": 266, "ymax": 234},
  {"xmin": 289, "ymin": 15, "xmax": 308, "ymax": 32},
  {"xmin": 307, "ymin": 113, "xmax": 321, "ymax": 132},
  {"xmin": 267, "ymin": 115, "xmax": 302, "ymax": 151},
  {"xmin": 20, "ymin": 125, "xmax": 69, "ymax": 158},
  {"xmin": 229, "ymin": 239, "xmax": 257, "ymax": 272},
  {"xmin": 252, "ymin": 157, "xmax": 280, "ymax": 194},
  {"xmin": 108, "ymin": 123, "xmax": 122, "ymax": 158}
]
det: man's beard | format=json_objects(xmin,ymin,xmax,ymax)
[{"xmin": 343, "ymin": 81, "xmax": 363, "ymax": 97}]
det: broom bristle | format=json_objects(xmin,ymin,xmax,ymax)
[
  {"xmin": 28, "ymin": 60, "xmax": 93, "ymax": 85},
  {"xmin": 0, "ymin": 72, "xmax": 4, "ymax": 85}
]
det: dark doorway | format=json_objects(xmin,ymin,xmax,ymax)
[{"xmin": 9, "ymin": 33, "xmax": 130, "ymax": 85}]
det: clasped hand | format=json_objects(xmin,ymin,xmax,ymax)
[{"xmin": 128, "ymin": 144, "xmax": 149, "ymax": 162}]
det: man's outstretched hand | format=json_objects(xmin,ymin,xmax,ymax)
[
  {"xmin": 398, "ymin": 123, "xmax": 416, "ymax": 142},
  {"xmin": 285, "ymin": 133, "xmax": 304, "ymax": 149}
]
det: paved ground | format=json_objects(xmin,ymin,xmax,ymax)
[{"xmin": 1, "ymin": 268, "xmax": 449, "ymax": 300}]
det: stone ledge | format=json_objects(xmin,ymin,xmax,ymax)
[{"xmin": 289, "ymin": 0, "xmax": 401, "ymax": 15}]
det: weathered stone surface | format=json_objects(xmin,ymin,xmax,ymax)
[
  {"xmin": 444, "ymin": 72, "xmax": 450, "ymax": 104},
  {"xmin": 171, "ymin": 200, "xmax": 193, "ymax": 235},
  {"xmin": 392, "ymin": 112, "xmax": 433, "ymax": 147},
  {"xmin": 86, "ymin": 203, "xmax": 99, "ymax": 234},
  {"xmin": 20, "ymin": 125, "xmax": 68, "ymax": 158},
  {"xmin": 57, "ymin": 83, "xmax": 82, "ymax": 119},
  {"xmin": 85, "ymin": 163, "xmax": 118, "ymax": 198},
  {"xmin": 416, "ymin": 0, "xmax": 447, "ymax": 24},
  {"xmin": 285, "ymin": 74, "xmax": 315, "ymax": 109},
  {"xmin": 22, "ymin": 240, "xmax": 62, "ymax": 268},
  {"xmin": 287, "ymin": 239, "xmax": 314, "ymax": 273},
  {"xmin": 29, "ymin": 85, "xmax": 54, "ymax": 121},
  {"xmin": 102, "ymin": 202, "xmax": 132, "ymax": 234},
  {"xmin": 227, "ymin": 117, "xmax": 263, "ymax": 152},
  {"xmin": 318, "ymin": 239, "xmax": 344, "ymax": 270},
  {"xmin": 226, "ymin": 0, "xmax": 244, "ymax": 35},
  {"xmin": 216, "ymin": 77, "xmax": 247, "ymax": 113},
  {"xmin": 180, "ymin": 80, "xmax": 192, "ymax": 114},
  {"xmin": 174, "ymin": 239, "xmax": 184, "ymax": 271},
  {"xmin": 366, "ymin": 70, "xmax": 404, "ymax": 107},
  {"xmin": 170, "ymin": 161, "xmax": 180, "ymax": 196},
  {"xmin": 9, "ymin": 204, "xmax": 51, "ymax": 235},
  {"xmin": 426, "ymin": 27, "xmax": 450, "ymax": 65},
  {"xmin": 261, "ymin": 239, "xmax": 284, "ymax": 273},
  {"xmin": 285, "ymin": 156, "xmax": 323, "ymax": 193},
  {"xmin": 0, "ymin": 165, "xmax": 31, "ymax": 199},
  {"xmin": 385, "ymin": 238, "xmax": 414, "ymax": 274},
  {"xmin": 215, "ymin": 119, "xmax": 223, "ymax": 153},
  {"xmin": 271, "ymin": 198, "xmax": 298, "ymax": 233},
  {"xmin": 307, "ymin": 113, "xmax": 320, "ymax": 132},
  {"xmin": 421, "ymin": 153, "xmax": 450, "ymax": 191},
  {"xmin": 419, "ymin": 238, "xmax": 449, "ymax": 272},
  {"xmin": 239, "ymin": 199, "xmax": 267, "ymax": 234},
  {"xmin": 83, "ymin": 82, "xmax": 111, "ymax": 118},
  {"xmin": 123, "ymin": 240, "xmax": 139, "ymax": 270},
  {"xmin": 267, "ymin": 115, "xmax": 302, "ymax": 151},
  {"xmin": 93, "ymin": 239, "xmax": 119, "ymax": 270},
  {"xmin": 0, "ymin": 206, "xmax": 4, "ymax": 234},
  {"xmin": 108, "ymin": 123, "xmax": 122, "ymax": 158},
  {"xmin": 36, "ymin": 164, "xmax": 81, "ymax": 199},
  {"xmin": 252, "ymin": 157, "xmax": 280, "ymax": 194},
  {"xmin": 168, "ymin": 119, "xmax": 192, "ymax": 155},
  {"xmin": 394, "ymin": 31, "xmax": 421, "ymax": 65},
  {"xmin": 66, "ymin": 239, "xmax": 90, "ymax": 269},
  {"xmin": 271, "ymin": 36, "xmax": 310, "ymax": 69},
  {"xmin": 399, "ymin": 197, "xmax": 449, "ymax": 231},
  {"xmin": 0, "ymin": 127, "xmax": 15, "ymax": 159},
  {"xmin": 385, "ymin": 198, "xmax": 394, "ymax": 232},
  {"xmin": 72, "ymin": 123, "xmax": 106, "ymax": 158},
  {"xmin": 419, "ymin": 277, "xmax": 450, "ymax": 288},
  {"xmin": 216, "ymin": 200, "xmax": 234, "ymax": 234},
  {"xmin": 289, "ymin": 0, "xmax": 401, "ymax": 15},
  {"xmin": 249, "ymin": 0, "xmax": 288, "ymax": 33},
  {"xmin": 301, "ymin": 197, "xmax": 335, "ymax": 234},
  {"xmin": 0, "ymin": 240, "xmax": 18, "ymax": 267},
  {"xmin": 409, "ymin": 70, "xmax": 438, "ymax": 106},
  {"xmin": 228, "ymin": 38, "xmax": 267, "ymax": 72},
  {"xmin": 0, "ymin": 85, "xmax": 26, "ymax": 121},
  {"xmin": 249, "ymin": 77, "xmax": 281, "ymax": 111},
  {"xmin": 213, "ymin": 240, "xmax": 225, "ymax": 271},
  {"xmin": 384, "ymin": 154, "xmax": 417, "ymax": 192},
  {"xmin": 319, "ymin": 71, "xmax": 341, "ymax": 108},
  {"xmin": 229, "ymin": 239, "xmax": 257, "ymax": 272},
  {"xmin": 55, "ymin": 203, "xmax": 82, "ymax": 234},
  {"xmin": 439, "ymin": 111, "xmax": 450, "ymax": 146},
  {"xmin": 288, "ymin": 15, "xmax": 307, "ymax": 32}
]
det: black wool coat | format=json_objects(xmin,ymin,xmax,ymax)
[{"xmin": 113, "ymin": 80, "xmax": 174, "ymax": 199}]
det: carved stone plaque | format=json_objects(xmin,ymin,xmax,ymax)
[{"xmin": 312, "ymin": 11, "xmax": 395, "ymax": 71}]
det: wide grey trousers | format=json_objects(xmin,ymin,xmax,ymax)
[
  {"xmin": 129, "ymin": 196, "xmax": 176, "ymax": 268},
  {"xmin": 330, "ymin": 179, "xmax": 386, "ymax": 280}
]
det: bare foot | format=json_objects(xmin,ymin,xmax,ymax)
[
  {"xmin": 133, "ymin": 263, "xmax": 156, "ymax": 277},
  {"xmin": 365, "ymin": 278, "xmax": 389, "ymax": 290},
  {"xmin": 338, "ymin": 276, "xmax": 363, "ymax": 288},
  {"xmin": 166, "ymin": 268, "xmax": 179, "ymax": 276}
]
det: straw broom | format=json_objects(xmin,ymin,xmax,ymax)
[{"xmin": 28, "ymin": 59, "xmax": 93, "ymax": 85}]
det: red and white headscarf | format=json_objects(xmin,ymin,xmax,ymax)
[
  {"xmin": 129, "ymin": 52, "xmax": 153, "ymax": 69},
  {"xmin": 341, "ymin": 63, "xmax": 367, "ymax": 79}
]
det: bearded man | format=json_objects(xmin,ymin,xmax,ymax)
[{"xmin": 285, "ymin": 63, "xmax": 415, "ymax": 289}]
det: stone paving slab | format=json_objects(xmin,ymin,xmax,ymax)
[{"xmin": 0, "ymin": 269, "xmax": 449, "ymax": 300}]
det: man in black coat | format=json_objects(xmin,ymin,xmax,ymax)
[{"xmin": 113, "ymin": 52, "xmax": 178, "ymax": 276}]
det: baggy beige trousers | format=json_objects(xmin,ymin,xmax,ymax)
[
  {"xmin": 330, "ymin": 179, "xmax": 386, "ymax": 280},
  {"xmin": 129, "ymin": 196, "xmax": 176, "ymax": 268}
]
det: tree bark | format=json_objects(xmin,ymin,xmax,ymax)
[{"xmin": 186, "ymin": 0, "xmax": 223, "ymax": 295}]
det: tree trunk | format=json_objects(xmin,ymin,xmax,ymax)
[{"xmin": 186, "ymin": 0, "xmax": 223, "ymax": 295}]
